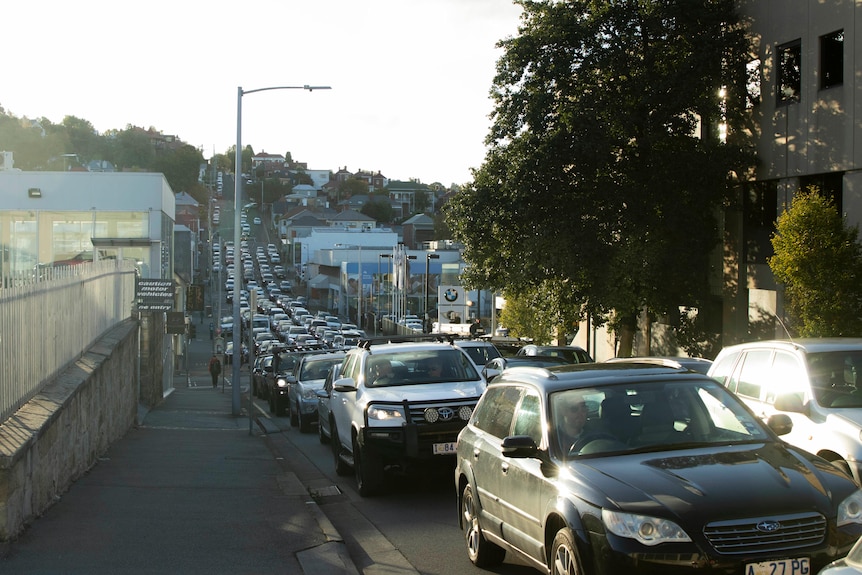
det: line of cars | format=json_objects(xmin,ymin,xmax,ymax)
[{"xmin": 265, "ymin": 323, "xmax": 862, "ymax": 573}]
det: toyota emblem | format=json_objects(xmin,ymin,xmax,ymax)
[{"xmin": 437, "ymin": 407, "xmax": 455, "ymax": 421}]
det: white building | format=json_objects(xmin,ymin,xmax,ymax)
[{"xmin": 0, "ymin": 171, "xmax": 175, "ymax": 279}]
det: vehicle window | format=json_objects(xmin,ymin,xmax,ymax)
[
  {"xmin": 341, "ymin": 354, "xmax": 359, "ymax": 381},
  {"xmin": 809, "ymin": 351, "xmax": 862, "ymax": 407},
  {"xmin": 461, "ymin": 345, "xmax": 501, "ymax": 366},
  {"xmin": 301, "ymin": 358, "xmax": 342, "ymax": 381},
  {"xmin": 765, "ymin": 351, "xmax": 805, "ymax": 404},
  {"xmin": 365, "ymin": 349, "xmax": 479, "ymax": 387},
  {"xmin": 734, "ymin": 350, "xmax": 772, "ymax": 400},
  {"xmin": 512, "ymin": 391, "xmax": 542, "ymax": 445},
  {"xmin": 709, "ymin": 350, "xmax": 740, "ymax": 389},
  {"xmin": 473, "ymin": 386, "xmax": 522, "ymax": 439}
]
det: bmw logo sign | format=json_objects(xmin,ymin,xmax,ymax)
[{"xmin": 444, "ymin": 288, "xmax": 459, "ymax": 302}]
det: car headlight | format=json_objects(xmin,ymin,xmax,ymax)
[
  {"xmin": 367, "ymin": 405, "xmax": 405, "ymax": 424},
  {"xmin": 838, "ymin": 489, "xmax": 862, "ymax": 526},
  {"xmin": 301, "ymin": 388, "xmax": 318, "ymax": 401},
  {"xmin": 276, "ymin": 378, "xmax": 288, "ymax": 388},
  {"xmin": 602, "ymin": 509, "xmax": 692, "ymax": 546}
]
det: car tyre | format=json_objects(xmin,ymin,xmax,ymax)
[
  {"xmin": 331, "ymin": 420, "xmax": 351, "ymax": 476},
  {"xmin": 353, "ymin": 436, "xmax": 384, "ymax": 497},
  {"xmin": 550, "ymin": 528, "xmax": 584, "ymax": 575},
  {"xmin": 461, "ymin": 483, "xmax": 505, "ymax": 568},
  {"xmin": 268, "ymin": 392, "xmax": 275, "ymax": 414}
]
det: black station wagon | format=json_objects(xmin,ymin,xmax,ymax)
[{"xmin": 455, "ymin": 362, "xmax": 862, "ymax": 575}]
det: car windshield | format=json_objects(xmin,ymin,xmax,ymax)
[
  {"xmin": 552, "ymin": 379, "xmax": 772, "ymax": 460},
  {"xmin": 807, "ymin": 351, "xmax": 862, "ymax": 408},
  {"xmin": 366, "ymin": 349, "xmax": 479, "ymax": 387}
]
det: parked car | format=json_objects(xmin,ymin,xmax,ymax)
[
  {"xmin": 455, "ymin": 362, "xmax": 862, "ymax": 574},
  {"xmin": 516, "ymin": 344, "xmax": 593, "ymax": 363},
  {"xmin": 251, "ymin": 354, "xmax": 274, "ymax": 398},
  {"xmin": 481, "ymin": 355, "xmax": 568, "ymax": 381},
  {"xmin": 330, "ymin": 335, "xmax": 485, "ymax": 496},
  {"xmin": 708, "ymin": 338, "xmax": 862, "ymax": 485},
  {"xmin": 286, "ymin": 351, "xmax": 346, "ymax": 433}
]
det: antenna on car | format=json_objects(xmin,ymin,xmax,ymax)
[{"xmin": 773, "ymin": 313, "xmax": 795, "ymax": 344}]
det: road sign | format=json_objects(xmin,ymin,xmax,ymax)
[{"xmin": 136, "ymin": 278, "xmax": 175, "ymax": 310}]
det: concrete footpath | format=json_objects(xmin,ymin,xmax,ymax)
[{"xmin": 0, "ymin": 334, "xmax": 358, "ymax": 575}]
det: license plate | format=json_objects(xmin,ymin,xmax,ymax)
[
  {"xmin": 745, "ymin": 558, "xmax": 809, "ymax": 575},
  {"xmin": 433, "ymin": 442, "xmax": 457, "ymax": 455}
]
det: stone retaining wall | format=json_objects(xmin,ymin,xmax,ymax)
[{"xmin": 0, "ymin": 320, "xmax": 139, "ymax": 541}]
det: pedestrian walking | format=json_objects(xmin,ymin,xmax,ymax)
[{"xmin": 208, "ymin": 354, "xmax": 222, "ymax": 388}]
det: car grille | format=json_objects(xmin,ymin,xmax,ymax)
[
  {"xmin": 405, "ymin": 399, "xmax": 477, "ymax": 425},
  {"xmin": 703, "ymin": 512, "xmax": 826, "ymax": 554}
]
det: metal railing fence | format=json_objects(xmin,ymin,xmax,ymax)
[{"xmin": 0, "ymin": 260, "xmax": 138, "ymax": 423}]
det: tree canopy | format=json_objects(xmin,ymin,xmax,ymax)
[
  {"xmin": 0, "ymin": 109, "xmax": 206, "ymax": 202},
  {"xmin": 769, "ymin": 188, "xmax": 862, "ymax": 337},
  {"xmin": 445, "ymin": 0, "xmax": 755, "ymax": 354}
]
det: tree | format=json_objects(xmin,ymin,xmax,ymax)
[
  {"xmin": 361, "ymin": 198, "xmax": 394, "ymax": 224},
  {"xmin": 769, "ymin": 188, "xmax": 862, "ymax": 337},
  {"xmin": 445, "ymin": 0, "xmax": 754, "ymax": 356}
]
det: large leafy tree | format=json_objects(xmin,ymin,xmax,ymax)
[
  {"xmin": 446, "ymin": 0, "xmax": 754, "ymax": 355},
  {"xmin": 769, "ymin": 188, "xmax": 862, "ymax": 337}
]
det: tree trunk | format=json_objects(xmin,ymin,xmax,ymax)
[{"xmin": 616, "ymin": 313, "xmax": 638, "ymax": 358}]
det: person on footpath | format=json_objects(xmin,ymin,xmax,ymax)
[{"xmin": 208, "ymin": 354, "xmax": 222, "ymax": 388}]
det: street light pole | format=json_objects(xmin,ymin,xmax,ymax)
[
  {"xmin": 424, "ymin": 253, "xmax": 439, "ymax": 332},
  {"xmin": 231, "ymin": 84, "xmax": 330, "ymax": 416}
]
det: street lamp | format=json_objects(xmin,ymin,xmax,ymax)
[
  {"xmin": 378, "ymin": 253, "xmax": 392, "ymax": 334},
  {"xmin": 231, "ymin": 84, "xmax": 330, "ymax": 416},
  {"xmin": 424, "ymin": 253, "xmax": 439, "ymax": 332}
]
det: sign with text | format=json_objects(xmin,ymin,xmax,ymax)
[{"xmin": 136, "ymin": 279, "xmax": 175, "ymax": 311}]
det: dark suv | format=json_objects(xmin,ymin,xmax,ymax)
[{"xmin": 456, "ymin": 362, "xmax": 862, "ymax": 574}]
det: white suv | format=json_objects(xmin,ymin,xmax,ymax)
[
  {"xmin": 708, "ymin": 338, "xmax": 862, "ymax": 484},
  {"xmin": 329, "ymin": 336, "xmax": 486, "ymax": 496}
]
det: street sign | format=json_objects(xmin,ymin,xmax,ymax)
[{"xmin": 136, "ymin": 278, "xmax": 175, "ymax": 310}]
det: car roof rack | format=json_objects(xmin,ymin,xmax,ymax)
[{"xmin": 357, "ymin": 333, "xmax": 457, "ymax": 349}]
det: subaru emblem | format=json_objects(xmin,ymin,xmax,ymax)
[
  {"xmin": 756, "ymin": 520, "xmax": 781, "ymax": 533},
  {"xmin": 438, "ymin": 407, "xmax": 455, "ymax": 421}
]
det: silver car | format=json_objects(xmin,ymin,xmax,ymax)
[{"xmin": 287, "ymin": 352, "xmax": 345, "ymax": 433}]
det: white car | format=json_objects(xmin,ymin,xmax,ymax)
[{"xmin": 329, "ymin": 337, "xmax": 485, "ymax": 496}]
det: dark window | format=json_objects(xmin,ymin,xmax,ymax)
[
  {"xmin": 743, "ymin": 181, "xmax": 778, "ymax": 265},
  {"xmin": 799, "ymin": 172, "xmax": 844, "ymax": 215},
  {"xmin": 777, "ymin": 40, "xmax": 802, "ymax": 105},
  {"xmin": 473, "ymin": 385, "xmax": 522, "ymax": 439},
  {"xmin": 821, "ymin": 30, "xmax": 844, "ymax": 89}
]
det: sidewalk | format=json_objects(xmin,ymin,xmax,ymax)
[{"xmin": 0, "ymin": 335, "xmax": 358, "ymax": 574}]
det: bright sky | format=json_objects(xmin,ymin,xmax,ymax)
[{"xmin": 2, "ymin": 0, "xmax": 523, "ymax": 187}]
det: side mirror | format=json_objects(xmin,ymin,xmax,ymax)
[
  {"xmin": 767, "ymin": 413, "xmax": 794, "ymax": 436},
  {"xmin": 501, "ymin": 435, "xmax": 539, "ymax": 458},
  {"xmin": 482, "ymin": 367, "xmax": 501, "ymax": 381},
  {"xmin": 333, "ymin": 377, "xmax": 358, "ymax": 393},
  {"xmin": 315, "ymin": 389, "xmax": 329, "ymax": 399}
]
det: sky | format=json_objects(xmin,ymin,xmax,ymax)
[{"xmin": 2, "ymin": 0, "xmax": 524, "ymax": 187}]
